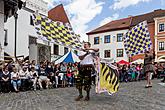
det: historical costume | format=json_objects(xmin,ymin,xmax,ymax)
[
  {"xmin": 75, "ymin": 42, "xmax": 99, "ymax": 101},
  {"xmin": 144, "ymin": 51, "xmax": 155, "ymax": 88}
]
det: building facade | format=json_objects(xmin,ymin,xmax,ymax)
[
  {"xmin": 4, "ymin": 0, "xmax": 49, "ymax": 62},
  {"xmin": 154, "ymin": 16, "xmax": 165, "ymax": 62},
  {"xmin": 87, "ymin": 18, "xmax": 131, "ymax": 62},
  {"xmin": 0, "ymin": 0, "xmax": 24, "ymax": 60},
  {"xmin": 87, "ymin": 9, "xmax": 165, "ymax": 62},
  {"xmin": 130, "ymin": 9, "xmax": 165, "ymax": 61}
]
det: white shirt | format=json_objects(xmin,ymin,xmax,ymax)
[
  {"xmin": 11, "ymin": 72, "xmax": 19, "ymax": 79},
  {"xmin": 79, "ymin": 50, "xmax": 94, "ymax": 65},
  {"xmin": 19, "ymin": 70, "xmax": 29, "ymax": 79}
]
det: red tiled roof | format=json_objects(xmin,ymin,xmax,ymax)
[
  {"xmin": 48, "ymin": 4, "xmax": 70, "ymax": 24},
  {"xmin": 131, "ymin": 9, "xmax": 165, "ymax": 26},
  {"xmin": 86, "ymin": 17, "xmax": 132, "ymax": 35}
]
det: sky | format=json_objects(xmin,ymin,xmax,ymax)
[{"xmin": 43, "ymin": 0, "xmax": 165, "ymax": 41}]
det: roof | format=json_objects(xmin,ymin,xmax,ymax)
[
  {"xmin": 87, "ymin": 17, "xmax": 132, "ymax": 35},
  {"xmin": 131, "ymin": 9, "xmax": 165, "ymax": 26},
  {"xmin": 87, "ymin": 9, "xmax": 165, "ymax": 35},
  {"xmin": 48, "ymin": 4, "xmax": 70, "ymax": 24}
]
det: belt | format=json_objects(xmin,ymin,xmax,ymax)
[{"xmin": 80, "ymin": 64, "xmax": 94, "ymax": 67}]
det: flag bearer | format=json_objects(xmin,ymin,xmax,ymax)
[{"xmin": 75, "ymin": 42, "xmax": 99, "ymax": 101}]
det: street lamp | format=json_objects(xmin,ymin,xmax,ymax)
[
  {"xmin": 14, "ymin": 12, "xmax": 18, "ymax": 60},
  {"xmin": 0, "ymin": 43, "xmax": 2, "ymax": 60}
]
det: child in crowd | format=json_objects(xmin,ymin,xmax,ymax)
[{"xmin": 11, "ymin": 67, "xmax": 21, "ymax": 92}]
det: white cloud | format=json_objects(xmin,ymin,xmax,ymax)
[
  {"xmin": 43, "ymin": 0, "xmax": 104, "ymax": 41},
  {"xmin": 65, "ymin": 0, "xmax": 105, "ymax": 41},
  {"xmin": 99, "ymin": 13, "xmax": 119, "ymax": 26},
  {"xmin": 110, "ymin": 0, "xmax": 152, "ymax": 10}
]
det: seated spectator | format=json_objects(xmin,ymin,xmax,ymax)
[
  {"xmin": 0, "ymin": 64, "xmax": 3, "ymax": 92},
  {"xmin": 1, "ymin": 65, "xmax": 11, "ymax": 93},
  {"xmin": 38, "ymin": 65, "xmax": 50, "ymax": 89},
  {"xmin": 19, "ymin": 66, "xmax": 29, "ymax": 91},
  {"xmin": 11, "ymin": 67, "xmax": 21, "ymax": 92},
  {"xmin": 46, "ymin": 62, "xmax": 54, "ymax": 86},
  {"xmin": 28, "ymin": 67, "xmax": 40, "ymax": 91}
]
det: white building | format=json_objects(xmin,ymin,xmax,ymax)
[
  {"xmin": 0, "ymin": 0, "xmax": 24, "ymax": 60},
  {"xmin": 87, "ymin": 18, "xmax": 131, "ymax": 62},
  {"xmin": 4, "ymin": 0, "xmax": 49, "ymax": 62},
  {"xmin": 4, "ymin": 0, "xmax": 77, "ymax": 62}
]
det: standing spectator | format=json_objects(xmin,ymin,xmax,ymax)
[
  {"xmin": 1, "ymin": 65, "xmax": 11, "ymax": 93},
  {"xmin": 161, "ymin": 63, "xmax": 165, "ymax": 82},
  {"xmin": 59, "ymin": 63, "xmax": 67, "ymax": 87},
  {"xmin": 131, "ymin": 64, "xmax": 136, "ymax": 81},
  {"xmin": 157, "ymin": 63, "xmax": 163, "ymax": 79},
  {"xmin": 118, "ymin": 64, "xmax": 123, "ymax": 82},
  {"xmin": 67, "ymin": 66, "xmax": 73, "ymax": 87},
  {"xmin": 11, "ymin": 67, "xmax": 21, "ymax": 92},
  {"xmin": 136, "ymin": 64, "xmax": 140, "ymax": 81},
  {"xmin": 73, "ymin": 63, "xmax": 79, "ymax": 85},
  {"xmin": 54, "ymin": 64, "xmax": 60, "ymax": 88},
  {"xmin": 122, "ymin": 65, "xmax": 128, "ymax": 82}
]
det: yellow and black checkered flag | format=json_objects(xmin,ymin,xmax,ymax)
[
  {"xmin": 124, "ymin": 21, "xmax": 152, "ymax": 56},
  {"xmin": 32, "ymin": 14, "xmax": 82, "ymax": 49},
  {"xmin": 97, "ymin": 63, "xmax": 119, "ymax": 94}
]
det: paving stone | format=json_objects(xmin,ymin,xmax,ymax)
[{"xmin": 0, "ymin": 80, "xmax": 164, "ymax": 110}]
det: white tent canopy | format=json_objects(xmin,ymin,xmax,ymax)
[
  {"xmin": 54, "ymin": 51, "xmax": 80, "ymax": 64},
  {"xmin": 131, "ymin": 59, "xmax": 144, "ymax": 64},
  {"xmin": 157, "ymin": 55, "xmax": 165, "ymax": 62}
]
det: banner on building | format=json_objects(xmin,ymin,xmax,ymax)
[
  {"xmin": 32, "ymin": 14, "xmax": 82, "ymax": 50},
  {"xmin": 124, "ymin": 21, "xmax": 152, "ymax": 56}
]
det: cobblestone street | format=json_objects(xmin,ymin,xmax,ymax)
[{"xmin": 0, "ymin": 80, "xmax": 165, "ymax": 110}]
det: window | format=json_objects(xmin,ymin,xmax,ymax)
[
  {"xmin": 104, "ymin": 50, "xmax": 111, "ymax": 58},
  {"xmin": 117, "ymin": 33, "xmax": 123, "ymax": 42},
  {"xmin": 54, "ymin": 44, "xmax": 59, "ymax": 55},
  {"xmin": 159, "ymin": 23, "xmax": 164, "ymax": 32},
  {"xmin": 94, "ymin": 37, "xmax": 99, "ymax": 44},
  {"xmin": 30, "ymin": 15, "xmax": 34, "ymax": 26},
  {"xmin": 159, "ymin": 42, "xmax": 165, "ymax": 51},
  {"xmin": 4, "ymin": 29, "xmax": 8, "ymax": 46},
  {"xmin": 117, "ymin": 49, "xmax": 124, "ymax": 57},
  {"xmin": 104, "ymin": 35, "xmax": 110, "ymax": 43},
  {"xmin": 64, "ymin": 47, "xmax": 68, "ymax": 54}
]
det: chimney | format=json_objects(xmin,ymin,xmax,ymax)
[{"xmin": 154, "ymin": 9, "xmax": 162, "ymax": 12}]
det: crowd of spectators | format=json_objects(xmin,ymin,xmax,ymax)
[
  {"xmin": 115, "ymin": 63, "xmax": 165, "ymax": 83},
  {"xmin": 0, "ymin": 59, "xmax": 165, "ymax": 93},
  {"xmin": 0, "ymin": 59, "xmax": 82, "ymax": 93}
]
